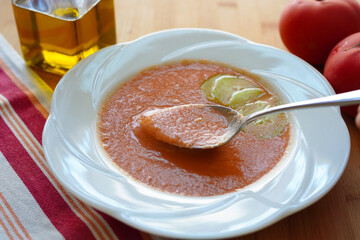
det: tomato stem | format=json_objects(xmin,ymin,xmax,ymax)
[{"xmin": 344, "ymin": 43, "xmax": 360, "ymax": 51}]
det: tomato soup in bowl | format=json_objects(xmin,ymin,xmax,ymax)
[{"xmin": 97, "ymin": 60, "xmax": 295, "ymax": 197}]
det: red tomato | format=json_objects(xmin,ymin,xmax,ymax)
[
  {"xmin": 356, "ymin": 106, "xmax": 360, "ymax": 128},
  {"xmin": 324, "ymin": 32, "xmax": 360, "ymax": 117},
  {"xmin": 279, "ymin": 0, "xmax": 360, "ymax": 65}
]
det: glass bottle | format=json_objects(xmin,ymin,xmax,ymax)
[{"xmin": 12, "ymin": 0, "xmax": 116, "ymax": 75}]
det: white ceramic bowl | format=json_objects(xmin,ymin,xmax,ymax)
[{"xmin": 43, "ymin": 28, "xmax": 350, "ymax": 239}]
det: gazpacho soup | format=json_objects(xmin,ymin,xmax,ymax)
[{"xmin": 97, "ymin": 60, "xmax": 291, "ymax": 197}]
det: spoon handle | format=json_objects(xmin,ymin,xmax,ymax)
[{"xmin": 243, "ymin": 89, "xmax": 360, "ymax": 125}]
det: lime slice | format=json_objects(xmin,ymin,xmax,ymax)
[
  {"xmin": 200, "ymin": 73, "xmax": 288, "ymax": 138},
  {"xmin": 212, "ymin": 75, "xmax": 257, "ymax": 105},
  {"xmin": 200, "ymin": 74, "xmax": 219, "ymax": 100},
  {"xmin": 238, "ymin": 101, "xmax": 271, "ymax": 115},
  {"xmin": 243, "ymin": 112, "xmax": 288, "ymax": 138},
  {"xmin": 229, "ymin": 88, "xmax": 264, "ymax": 108},
  {"xmin": 239, "ymin": 101, "xmax": 288, "ymax": 138}
]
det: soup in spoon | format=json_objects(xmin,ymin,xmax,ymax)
[{"xmin": 139, "ymin": 104, "xmax": 231, "ymax": 148}]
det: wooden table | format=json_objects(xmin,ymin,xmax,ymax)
[{"xmin": 2, "ymin": 1, "xmax": 360, "ymax": 239}]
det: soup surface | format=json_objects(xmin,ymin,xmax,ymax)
[{"xmin": 98, "ymin": 61, "xmax": 290, "ymax": 196}]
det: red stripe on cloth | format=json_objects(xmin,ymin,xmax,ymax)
[
  {"xmin": 0, "ymin": 67, "xmax": 45, "ymax": 144},
  {"xmin": 0, "ymin": 96, "xmax": 115, "ymax": 239},
  {"xmin": 0, "ymin": 116, "xmax": 96, "ymax": 240},
  {"xmin": 98, "ymin": 212, "xmax": 145, "ymax": 240},
  {"xmin": 0, "ymin": 58, "xmax": 49, "ymax": 119}
]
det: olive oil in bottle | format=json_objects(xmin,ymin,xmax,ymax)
[{"xmin": 12, "ymin": 0, "xmax": 116, "ymax": 75}]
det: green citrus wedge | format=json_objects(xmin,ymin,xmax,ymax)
[
  {"xmin": 200, "ymin": 74, "xmax": 219, "ymax": 100},
  {"xmin": 229, "ymin": 88, "xmax": 264, "ymax": 108},
  {"xmin": 211, "ymin": 75, "xmax": 257, "ymax": 105},
  {"xmin": 239, "ymin": 101, "xmax": 288, "ymax": 138}
]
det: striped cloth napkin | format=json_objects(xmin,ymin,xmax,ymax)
[{"xmin": 0, "ymin": 34, "xmax": 156, "ymax": 240}]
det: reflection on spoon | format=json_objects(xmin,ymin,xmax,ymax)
[{"xmin": 139, "ymin": 90, "xmax": 360, "ymax": 149}]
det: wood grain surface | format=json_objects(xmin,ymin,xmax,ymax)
[{"xmin": 1, "ymin": 1, "xmax": 360, "ymax": 239}]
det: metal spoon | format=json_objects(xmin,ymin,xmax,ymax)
[{"xmin": 147, "ymin": 89, "xmax": 360, "ymax": 149}]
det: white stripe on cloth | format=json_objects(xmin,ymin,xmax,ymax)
[{"xmin": 0, "ymin": 151, "xmax": 64, "ymax": 240}]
